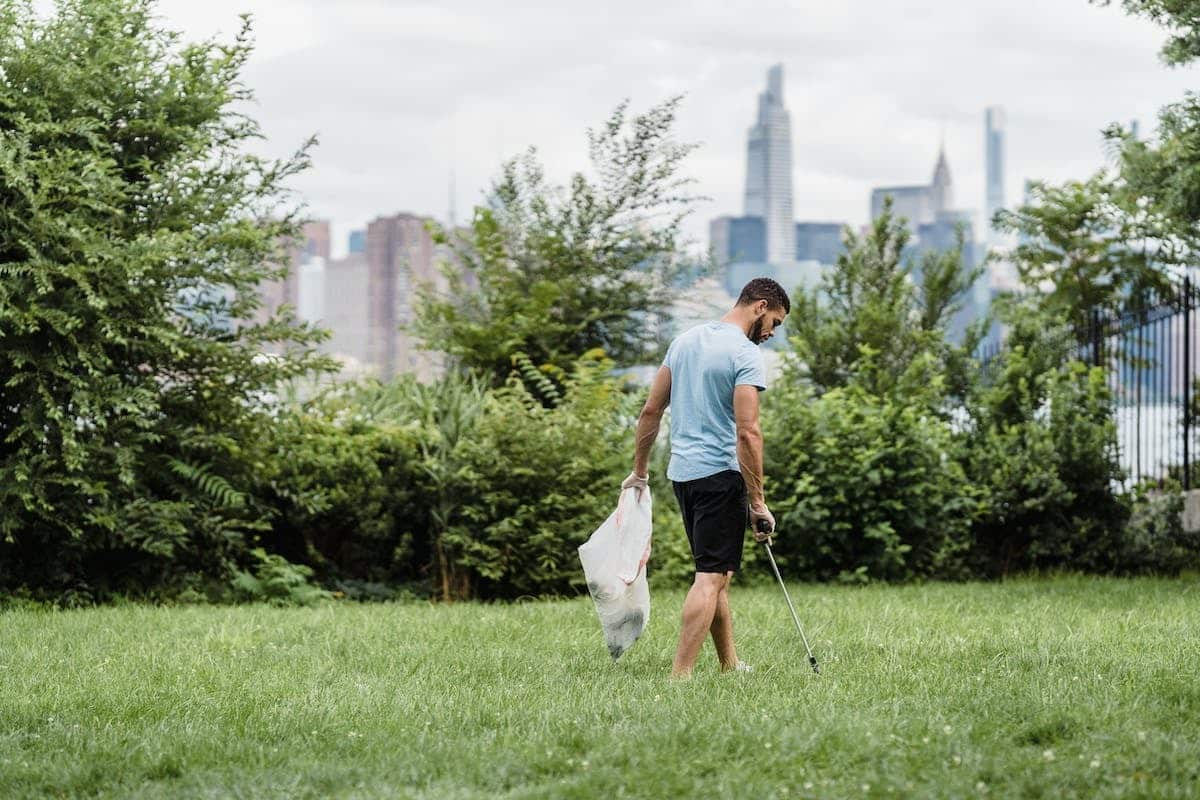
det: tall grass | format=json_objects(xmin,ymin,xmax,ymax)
[{"xmin": 1, "ymin": 576, "xmax": 1197, "ymax": 798}]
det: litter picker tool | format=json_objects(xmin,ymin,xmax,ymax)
[{"xmin": 757, "ymin": 519, "xmax": 820, "ymax": 674}]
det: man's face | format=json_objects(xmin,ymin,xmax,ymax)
[{"xmin": 748, "ymin": 303, "xmax": 787, "ymax": 345}]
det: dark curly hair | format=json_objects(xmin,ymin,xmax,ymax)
[{"xmin": 736, "ymin": 277, "xmax": 790, "ymax": 314}]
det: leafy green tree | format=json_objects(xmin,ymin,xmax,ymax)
[
  {"xmin": 786, "ymin": 198, "xmax": 981, "ymax": 399},
  {"xmin": 0, "ymin": 0, "xmax": 333, "ymax": 598},
  {"xmin": 992, "ymin": 176, "xmax": 1174, "ymax": 336},
  {"xmin": 997, "ymin": 2, "xmax": 1200, "ymax": 338},
  {"xmin": 413, "ymin": 98, "xmax": 702, "ymax": 386},
  {"xmin": 1093, "ymin": 0, "xmax": 1200, "ymax": 65}
]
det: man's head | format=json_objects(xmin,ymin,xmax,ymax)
[{"xmin": 736, "ymin": 277, "xmax": 790, "ymax": 345}]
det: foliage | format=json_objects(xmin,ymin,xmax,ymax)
[
  {"xmin": 1105, "ymin": 93, "xmax": 1200, "ymax": 260},
  {"xmin": 229, "ymin": 548, "xmax": 332, "ymax": 606},
  {"xmin": 0, "ymin": 0, "xmax": 335, "ymax": 600},
  {"xmin": 1118, "ymin": 482, "xmax": 1200, "ymax": 574},
  {"xmin": 992, "ymin": 176, "xmax": 1174, "ymax": 336},
  {"xmin": 259, "ymin": 381, "xmax": 433, "ymax": 592},
  {"xmin": 962, "ymin": 308, "xmax": 1129, "ymax": 576},
  {"xmin": 358, "ymin": 372, "xmax": 490, "ymax": 600},
  {"xmin": 787, "ymin": 197, "xmax": 981, "ymax": 399},
  {"xmin": 448, "ymin": 351, "xmax": 638, "ymax": 599},
  {"xmin": 763, "ymin": 359, "xmax": 979, "ymax": 582},
  {"xmin": 1093, "ymin": 0, "xmax": 1200, "ymax": 65},
  {"xmin": 413, "ymin": 97, "xmax": 702, "ymax": 386}
]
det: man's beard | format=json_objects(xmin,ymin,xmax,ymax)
[{"xmin": 748, "ymin": 317, "xmax": 767, "ymax": 344}]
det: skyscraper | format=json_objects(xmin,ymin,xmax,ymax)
[
  {"xmin": 984, "ymin": 106, "xmax": 1006, "ymax": 239},
  {"xmin": 743, "ymin": 64, "xmax": 794, "ymax": 265},
  {"xmin": 869, "ymin": 146, "xmax": 954, "ymax": 234},
  {"xmin": 794, "ymin": 222, "xmax": 845, "ymax": 265},
  {"xmin": 365, "ymin": 213, "xmax": 444, "ymax": 380},
  {"xmin": 869, "ymin": 185, "xmax": 932, "ymax": 233},
  {"xmin": 710, "ymin": 215, "xmax": 766, "ymax": 266},
  {"xmin": 251, "ymin": 220, "xmax": 331, "ymax": 335},
  {"xmin": 322, "ymin": 251, "xmax": 370, "ymax": 372},
  {"xmin": 930, "ymin": 143, "xmax": 953, "ymax": 215}
]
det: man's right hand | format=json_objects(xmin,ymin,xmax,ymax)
[
  {"xmin": 749, "ymin": 502, "xmax": 775, "ymax": 542},
  {"xmin": 621, "ymin": 471, "xmax": 649, "ymax": 494}
]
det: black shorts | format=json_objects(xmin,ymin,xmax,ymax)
[{"xmin": 672, "ymin": 470, "xmax": 748, "ymax": 574}]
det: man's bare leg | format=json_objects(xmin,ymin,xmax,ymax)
[
  {"xmin": 711, "ymin": 575, "xmax": 739, "ymax": 670},
  {"xmin": 672, "ymin": 572, "xmax": 731, "ymax": 678}
]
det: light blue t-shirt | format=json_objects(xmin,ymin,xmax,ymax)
[{"xmin": 663, "ymin": 321, "xmax": 767, "ymax": 482}]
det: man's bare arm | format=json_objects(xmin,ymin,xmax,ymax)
[
  {"xmin": 734, "ymin": 385, "xmax": 766, "ymax": 505},
  {"xmin": 632, "ymin": 366, "xmax": 672, "ymax": 476}
]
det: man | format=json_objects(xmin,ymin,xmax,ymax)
[{"xmin": 623, "ymin": 277, "xmax": 789, "ymax": 678}]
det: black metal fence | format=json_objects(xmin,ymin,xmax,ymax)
[
  {"xmin": 985, "ymin": 279, "xmax": 1200, "ymax": 490},
  {"xmin": 1094, "ymin": 278, "xmax": 1199, "ymax": 489}
]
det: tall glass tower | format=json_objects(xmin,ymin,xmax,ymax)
[
  {"xmin": 984, "ymin": 106, "xmax": 1006, "ymax": 239},
  {"xmin": 743, "ymin": 64, "xmax": 794, "ymax": 265}
]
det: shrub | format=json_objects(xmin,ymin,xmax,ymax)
[
  {"xmin": 1114, "ymin": 483, "xmax": 1200, "ymax": 575},
  {"xmin": 261, "ymin": 382, "xmax": 433, "ymax": 591},
  {"xmin": 229, "ymin": 548, "xmax": 332, "ymax": 606},
  {"xmin": 763, "ymin": 361, "xmax": 979, "ymax": 582},
  {"xmin": 963, "ymin": 338, "xmax": 1129, "ymax": 575},
  {"xmin": 447, "ymin": 352, "xmax": 637, "ymax": 599}
]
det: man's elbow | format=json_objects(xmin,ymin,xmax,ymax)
[{"xmin": 640, "ymin": 402, "xmax": 666, "ymax": 423}]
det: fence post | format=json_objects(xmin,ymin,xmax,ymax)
[
  {"xmin": 1185, "ymin": 278, "xmax": 1192, "ymax": 490},
  {"xmin": 1091, "ymin": 307, "xmax": 1103, "ymax": 368}
]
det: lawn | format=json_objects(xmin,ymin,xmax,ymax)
[{"xmin": 1, "ymin": 575, "xmax": 1198, "ymax": 799}]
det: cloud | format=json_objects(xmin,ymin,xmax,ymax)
[{"xmin": 152, "ymin": 0, "xmax": 1197, "ymax": 253}]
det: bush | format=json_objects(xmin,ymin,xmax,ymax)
[
  {"xmin": 446, "ymin": 352, "xmax": 637, "ymax": 599},
  {"xmin": 763, "ymin": 360, "xmax": 979, "ymax": 582},
  {"xmin": 229, "ymin": 548, "xmax": 332, "ymax": 606},
  {"xmin": 963, "ymin": 340, "xmax": 1129, "ymax": 575},
  {"xmin": 0, "ymin": 1, "xmax": 334, "ymax": 602},
  {"xmin": 261, "ymin": 382, "xmax": 433, "ymax": 591},
  {"xmin": 1115, "ymin": 483, "xmax": 1200, "ymax": 575}
]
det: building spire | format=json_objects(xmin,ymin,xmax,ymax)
[{"xmin": 931, "ymin": 141, "xmax": 953, "ymax": 214}]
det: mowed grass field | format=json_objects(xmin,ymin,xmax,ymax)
[{"xmin": 2, "ymin": 576, "xmax": 1198, "ymax": 799}]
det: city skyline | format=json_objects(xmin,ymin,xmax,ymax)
[{"xmin": 138, "ymin": 0, "xmax": 1199, "ymax": 256}]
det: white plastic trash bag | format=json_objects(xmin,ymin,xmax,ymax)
[{"xmin": 578, "ymin": 486, "xmax": 653, "ymax": 661}]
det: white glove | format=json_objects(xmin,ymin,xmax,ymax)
[
  {"xmin": 749, "ymin": 503, "xmax": 776, "ymax": 542},
  {"xmin": 621, "ymin": 471, "xmax": 649, "ymax": 493}
]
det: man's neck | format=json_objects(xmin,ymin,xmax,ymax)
[{"xmin": 720, "ymin": 311, "xmax": 752, "ymax": 338}]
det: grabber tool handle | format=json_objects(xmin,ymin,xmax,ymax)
[{"xmin": 755, "ymin": 518, "xmax": 820, "ymax": 674}]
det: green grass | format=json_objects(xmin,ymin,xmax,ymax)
[{"xmin": 2, "ymin": 576, "xmax": 1198, "ymax": 799}]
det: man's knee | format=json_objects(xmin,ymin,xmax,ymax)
[{"xmin": 692, "ymin": 570, "xmax": 732, "ymax": 595}]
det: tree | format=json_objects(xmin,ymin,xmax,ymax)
[
  {"xmin": 992, "ymin": 175, "xmax": 1173, "ymax": 337},
  {"xmin": 413, "ymin": 97, "xmax": 703, "ymax": 386},
  {"xmin": 1093, "ymin": 0, "xmax": 1200, "ymax": 65},
  {"xmin": 0, "ymin": 0, "xmax": 333, "ymax": 599},
  {"xmin": 992, "ymin": 2, "xmax": 1200, "ymax": 342},
  {"xmin": 785, "ymin": 198, "xmax": 980, "ymax": 399}
]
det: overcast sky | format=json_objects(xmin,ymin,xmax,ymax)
[{"xmin": 143, "ymin": 0, "xmax": 1196, "ymax": 257}]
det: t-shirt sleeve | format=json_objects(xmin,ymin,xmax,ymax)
[
  {"xmin": 734, "ymin": 345, "xmax": 767, "ymax": 391},
  {"xmin": 662, "ymin": 338, "xmax": 677, "ymax": 370}
]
